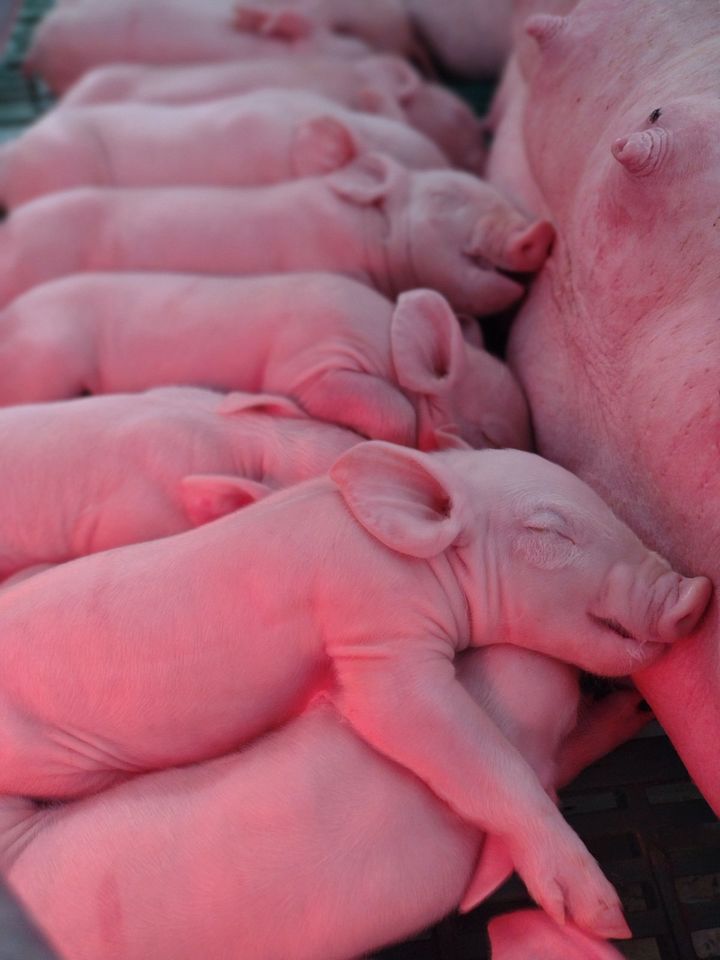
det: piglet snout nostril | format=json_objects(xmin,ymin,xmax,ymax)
[{"xmin": 504, "ymin": 220, "xmax": 555, "ymax": 273}]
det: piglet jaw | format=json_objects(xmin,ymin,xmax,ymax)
[{"xmin": 656, "ymin": 575, "xmax": 713, "ymax": 641}]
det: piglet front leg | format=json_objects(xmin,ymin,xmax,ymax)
[{"xmin": 331, "ymin": 640, "xmax": 630, "ymax": 941}]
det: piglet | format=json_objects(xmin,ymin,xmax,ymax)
[
  {"xmin": 0, "ymin": 647, "xmax": 642, "ymax": 960},
  {"xmin": 59, "ymin": 56, "xmax": 487, "ymax": 173},
  {"xmin": 0, "ymin": 386, "xmax": 360, "ymax": 580},
  {"xmin": 0, "ymin": 92, "xmax": 450, "ymax": 207},
  {"xmin": 24, "ymin": 0, "xmax": 371, "ymax": 94},
  {"xmin": 0, "ymin": 443, "xmax": 708, "ymax": 937},
  {"xmin": 52, "ymin": 0, "xmax": 416, "ymax": 60},
  {"xmin": 488, "ymin": 910, "xmax": 624, "ymax": 960},
  {"xmin": 0, "ymin": 273, "xmax": 530, "ymax": 451},
  {"xmin": 404, "ymin": 0, "xmax": 513, "ymax": 76},
  {"xmin": 0, "ymin": 155, "xmax": 554, "ymax": 315}
]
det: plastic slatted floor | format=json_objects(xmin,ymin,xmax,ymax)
[{"xmin": 0, "ymin": 4, "xmax": 718, "ymax": 959}]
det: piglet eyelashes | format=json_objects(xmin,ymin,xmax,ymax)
[{"xmin": 611, "ymin": 127, "xmax": 668, "ymax": 177}]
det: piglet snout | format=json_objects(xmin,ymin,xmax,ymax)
[
  {"xmin": 657, "ymin": 575, "xmax": 713, "ymax": 642},
  {"xmin": 502, "ymin": 220, "xmax": 555, "ymax": 273}
]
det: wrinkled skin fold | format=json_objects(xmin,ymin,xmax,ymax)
[{"xmin": 502, "ymin": 0, "xmax": 720, "ymax": 812}]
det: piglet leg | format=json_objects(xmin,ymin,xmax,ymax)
[
  {"xmin": 557, "ymin": 688, "xmax": 652, "ymax": 788},
  {"xmin": 488, "ymin": 909, "xmax": 625, "ymax": 960},
  {"xmin": 331, "ymin": 641, "xmax": 630, "ymax": 940},
  {"xmin": 461, "ymin": 687, "xmax": 651, "ymax": 914}
]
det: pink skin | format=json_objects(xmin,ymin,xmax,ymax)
[
  {"xmin": 0, "ymin": 443, "xmax": 707, "ymax": 938},
  {"xmin": 403, "ymin": 0, "xmax": 513, "ymax": 77},
  {"xmin": 505, "ymin": 0, "xmax": 720, "ymax": 813},
  {"xmin": 0, "ymin": 386, "xmax": 361, "ymax": 581},
  {"xmin": 59, "ymin": 56, "xmax": 487, "ymax": 174},
  {"xmin": 55, "ymin": 0, "xmax": 416, "ymax": 59},
  {"xmin": 0, "ymin": 92, "xmax": 450, "ymax": 208},
  {"xmin": 24, "ymin": 0, "xmax": 371, "ymax": 94},
  {"xmin": 0, "ymin": 156, "xmax": 553, "ymax": 315},
  {"xmin": 488, "ymin": 910, "xmax": 625, "ymax": 960},
  {"xmin": 0, "ymin": 273, "xmax": 531, "ymax": 452},
  {"xmin": 485, "ymin": 0, "xmax": 578, "ymax": 213},
  {"xmin": 0, "ymin": 648, "xmax": 642, "ymax": 960}
]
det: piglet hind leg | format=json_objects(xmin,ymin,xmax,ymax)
[
  {"xmin": 331, "ymin": 643, "xmax": 630, "ymax": 941},
  {"xmin": 294, "ymin": 368, "xmax": 418, "ymax": 445}
]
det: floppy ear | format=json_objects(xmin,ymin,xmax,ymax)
[
  {"xmin": 217, "ymin": 392, "xmax": 306, "ymax": 419},
  {"xmin": 391, "ymin": 289, "xmax": 466, "ymax": 396},
  {"xmin": 233, "ymin": 3, "xmax": 315, "ymax": 40},
  {"xmin": 181, "ymin": 474, "xmax": 272, "ymax": 526},
  {"xmin": 330, "ymin": 441, "xmax": 463, "ymax": 558},
  {"xmin": 429, "ymin": 429, "xmax": 472, "ymax": 452},
  {"xmin": 291, "ymin": 116, "xmax": 358, "ymax": 176},
  {"xmin": 327, "ymin": 153, "xmax": 399, "ymax": 206},
  {"xmin": 372, "ymin": 55, "xmax": 420, "ymax": 103}
]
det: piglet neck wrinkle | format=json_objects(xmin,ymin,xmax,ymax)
[
  {"xmin": 366, "ymin": 181, "xmax": 419, "ymax": 301},
  {"xmin": 425, "ymin": 549, "xmax": 473, "ymax": 653},
  {"xmin": 228, "ymin": 416, "xmax": 271, "ymax": 483},
  {"xmin": 443, "ymin": 523, "xmax": 494, "ymax": 650}
]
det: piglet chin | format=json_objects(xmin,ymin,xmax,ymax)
[{"xmin": 474, "ymin": 269, "xmax": 525, "ymax": 313}]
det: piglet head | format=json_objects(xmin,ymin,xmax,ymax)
[
  {"xmin": 330, "ymin": 443, "xmax": 712, "ymax": 677},
  {"xmin": 389, "ymin": 289, "xmax": 532, "ymax": 451},
  {"xmin": 327, "ymin": 154, "xmax": 554, "ymax": 312},
  {"xmin": 355, "ymin": 57, "xmax": 487, "ymax": 173},
  {"xmin": 405, "ymin": 166, "xmax": 554, "ymax": 314},
  {"xmin": 456, "ymin": 449, "xmax": 714, "ymax": 676}
]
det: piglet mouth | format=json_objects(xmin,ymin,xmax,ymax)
[
  {"xmin": 588, "ymin": 613, "xmax": 637, "ymax": 641},
  {"xmin": 467, "ymin": 255, "xmax": 525, "ymax": 302}
]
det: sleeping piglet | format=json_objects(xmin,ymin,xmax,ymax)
[
  {"xmin": 24, "ymin": 0, "xmax": 371, "ymax": 94},
  {"xmin": 0, "ymin": 91, "xmax": 450, "ymax": 208},
  {"xmin": 59, "ymin": 56, "xmax": 487, "ymax": 173},
  {"xmin": 0, "ymin": 273, "xmax": 530, "ymax": 451},
  {"xmin": 0, "ymin": 647, "xmax": 642, "ymax": 960},
  {"xmin": 0, "ymin": 386, "xmax": 360, "ymax": 581},
  {"xmin": 0, "ymin": 443, "xmax": 709, "ymax": 938},
  {"xmin": 0, "ymin": 155, "xmax": 554, "ymax": 314}
]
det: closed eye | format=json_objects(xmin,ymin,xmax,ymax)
[{"xmin": 588, "ymin": 613, "xmax": 636, "ymax": 641}]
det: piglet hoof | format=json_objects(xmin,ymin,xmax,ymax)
[
  {"xmin": 488, "ymin": 909, "xmax": 626, "ymax": 960},
  {"xmin": 507, "ymin": 824, "xmax": 631, "ymax": 941}
]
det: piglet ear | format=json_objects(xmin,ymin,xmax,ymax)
[
  {"xmin": 217, "ymin": 392, "xmax": 306, "ymax": 419},
  {"xmin": 370, "ymin": 55, "xmax": 420, "ymax": 103},
  {"xmin": 391, "ymin": 289, "xmax": 466, "ymax": 396},
  {"xmin": 181, "ymin": 474, "xmax": 272, "ymax": 526},
  {"xmin": 232, "ymin": 3, "xmax": 314, "ymax": 40},
  {"xmin": 330, "ymin": 441, "xmax": 463, "ymax": 558},
  {"xmin": 327, "ymin": 153, "xmax": 399, "ymax": 206},
  {"xmin": 431, "ymin": 429, "xmax": 472, "ymax": 451},
  {"xmin": 291, "ymin": 116, "xmax": 358, "ymax": 176}
]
